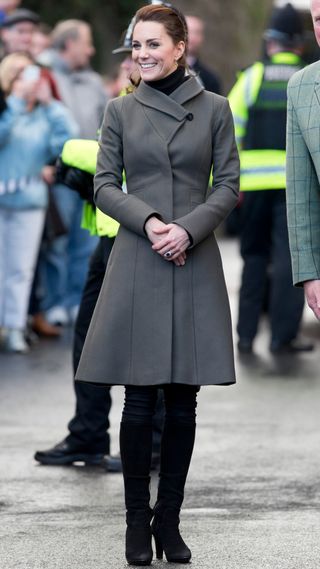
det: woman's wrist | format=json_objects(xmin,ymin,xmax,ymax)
[{"xmin": 144, "ymin": 214, "xmax": 162, "ymax": 235}]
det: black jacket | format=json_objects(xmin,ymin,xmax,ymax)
[{"xmin": 191, "ymin": 59, "xmax": 222, "ymax": 95}]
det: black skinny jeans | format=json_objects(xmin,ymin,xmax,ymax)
[{"xmin": 122, "ymin": 384, "xmax": 200, "ymax": 426}]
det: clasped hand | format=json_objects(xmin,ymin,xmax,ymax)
[{"xmin": 145, "ymin": 217, "xmax": 190, "ymax": 267}]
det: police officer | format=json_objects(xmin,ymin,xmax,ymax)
[
  {"xmin": 229, "ymin": 3, "xmax": 313, "ymax": 354},
  {"xmin": 34, "ymin": 36, "xmax": 164, "ymax": 471}
]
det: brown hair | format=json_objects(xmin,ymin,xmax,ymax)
[{"xmin": 131, "ymin": 4, "xmax": 188, "ymax": 85}]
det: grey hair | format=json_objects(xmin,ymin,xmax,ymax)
[{"xmin": 51, "ymin": 19, "xmax": 88, "ymax": 51}]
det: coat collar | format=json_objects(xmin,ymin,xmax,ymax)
[{"xmin": 133, "ymin": 76, "xmax": 204, "ymax": 121}]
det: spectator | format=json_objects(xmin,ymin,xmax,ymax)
[
  {"xmin": 0, "ymin": 8, "xmax": 39, "ymax": 58},
  {"xmin": 41, "ymin": 20, "xmax": 106, "ymax": 326},
  {"xmin": 0, "ymin": 53, "xmax": 76, "ymax": 352},
  {"xmin": 185, "ymin": 14, "xmax": 222, "ymax": 94},
  {"xmin": 30, "ymin": 22, "xmax": 52, "ymax": 60}
]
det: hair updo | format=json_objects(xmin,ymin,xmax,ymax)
[{"xmin": 131, "ymin": 4, "xmax": 188, "ymax": 85}]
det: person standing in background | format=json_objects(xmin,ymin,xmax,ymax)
[
  {"xmin": 0, "ymin": 8, "xmax": 69, "ymax": 340},
  {"xmin": 0, "ymin": 53, "xmax": 75, "ymax": 352},
  {"xmin": 34, "ymin": 30, "xmax": 164, "ymax": 474},
  {"xmin": 286, "ymin": 0, "xmax": 320, "ymax": 321},
  {"xmin": 0, "ymin": 8, "xmax": 38, "ymax": 60},
  {"xmin": 185, "ymin": 14, "xmax": 221, "ymax": 94},
  {"xmin": 229, "ymin": 3, "xmax": 313, "ymax": 355},
  {"xmin": 30, "ymin": 22, "xmax": 52, "ymax": 61},
  {"xmin": 42, "ymin": 20, "xmax": 106, "ymax": 327}
]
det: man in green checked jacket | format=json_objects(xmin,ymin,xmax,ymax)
[{"xmin": 286, "ymin": 0, "xmax": 320, "ymax": 322}]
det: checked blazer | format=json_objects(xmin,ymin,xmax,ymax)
[{"xmin": 286, "ymin": 60, "xmax": 320, "ymax": 286}]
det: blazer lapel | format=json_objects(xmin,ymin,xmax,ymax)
[
  {"xmin": 314, "ymin": 71, "xmax": 320, "ymax": 106},
  {"xmin": 133, "ymin": 77, "xmax": 203, "ymax": 143}
]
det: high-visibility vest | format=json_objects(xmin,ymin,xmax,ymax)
[
  {"xmin": 61, "ymin": 138, "xmax": 120, "ymax": 238},
  {"xmin": 228, "ymin": 52, "xmax": 303, "ymax": 191}
]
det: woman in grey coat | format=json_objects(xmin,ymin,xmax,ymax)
[{"xmin": 76, "ymin": 4, "xmax": 239, "ymax": 565}]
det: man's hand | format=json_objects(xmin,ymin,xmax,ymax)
[
  {"xmin": 304, "ymin": 280, "xmax": 320, "ymax": 320},
  {"xmin": 41, "ymin": 165, "xmax": 56, "ymax": 185}
]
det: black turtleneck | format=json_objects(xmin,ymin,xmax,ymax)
[{"xmin": 145, "ymin": 65, "xmax": 189, "ymax": 96}]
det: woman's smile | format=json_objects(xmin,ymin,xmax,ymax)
[{"xmin": 140, "ymin": 62, "xmax": 157, "ymax": 69}]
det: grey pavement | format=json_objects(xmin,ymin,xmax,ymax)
[{"xmin": 1, "ymin": 238, "xmax": 320, "ymax": 569}]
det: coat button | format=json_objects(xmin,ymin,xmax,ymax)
[{"xmin": 186, "ymin": 112, "xmax": 194, "ymax": 121}]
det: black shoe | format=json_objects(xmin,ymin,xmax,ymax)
[
  {"xmin": 151, "ymin": 505, "xmax": 191, "ymax": 563},
  {"xmin": 126, "ymin": 509, "xmax": 153, "ymax": 566},
  {"xmin": 237, "ymin": 339, "xmax": 253, "ymax": 354},
  {"xmin": 34, "ymin": 439, "xmax": 105, "ymax": 466},
  {"xmin": 270, "ymin": 339, "xmax": 314, "ymax": 354},
  {"xmin": 104, "ymin": 453, "xmax": 122, "ymax": 473}
]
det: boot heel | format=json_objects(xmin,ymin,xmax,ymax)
[{"xmin": 154, "ymin": 536, "xmax": 163, "ymax": 560}]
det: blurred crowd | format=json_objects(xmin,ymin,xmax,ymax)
[{"xmin": 0, "ymin": 0, "xmax": 316, "ymax": 357}]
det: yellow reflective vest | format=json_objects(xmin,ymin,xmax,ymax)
[
  {"xmin": 228, "ymin": 52, "xmax": 302, "ymax": 191},
  {"xmin": 61, "ymin": 138, "xmax": 120, "ymax": 238}
]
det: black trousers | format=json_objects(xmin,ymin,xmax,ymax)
[
  {"xmin": 122, "ymin": 385, "xmax": 199, "ymax": 426},
  {"xmin": 67, "ymin": 237, "xmax": 164, "ymax": 453},
  {"xmin": 237, "ymin": 190, "xmax": 305, "ymax": 347}
]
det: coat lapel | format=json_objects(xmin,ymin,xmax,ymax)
[{"xmin": 133, "ymin": 77, "xmax": 203, "ymax": 143}]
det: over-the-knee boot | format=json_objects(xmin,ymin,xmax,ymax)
[
  {"xmin": 152, "ymin": 421, "xmax": 196, "ymax": 563},
  {"xmin": 120, "ymin": 422, "xmax": 153, "ymax": 566}
]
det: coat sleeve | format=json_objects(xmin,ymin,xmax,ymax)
[
  {"xmin": 173, "ymin": 98, "xmax": 240, "ymax": 247},
  {"xmin": 286, "ymin": 83, "xmax": 320, "ymax": 286},
  {"xmin": 0, "ymin": 95, "xmax": 26, "ymax": 147},
  {"xmin": 43, "ymin": 101, "xmax": 78, "ymax": 159},
  {"xmin": 94, "ymin": 98, "xmax": 161, "ymax": 237}
]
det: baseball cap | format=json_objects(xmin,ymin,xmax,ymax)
[{"xmin": 1, "ymin": 9, "xmax": 40, "ymax": 28}]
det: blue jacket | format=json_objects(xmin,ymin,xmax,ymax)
[{"xmin": 0, "ymin": 95, "xmax": 77, "ymax": 209}]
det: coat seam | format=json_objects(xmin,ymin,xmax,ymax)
[
  {"xmin": 129, "ymin": 235, "xmax": 139, "ymax": 384},
  {"xmin": 190, "ymin": 253, "xmax": 199, "ymax": 385}
]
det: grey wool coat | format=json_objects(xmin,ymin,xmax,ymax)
[{"xmin": 76, "ymin": 77, "xmax": 240, "ymax": 387}]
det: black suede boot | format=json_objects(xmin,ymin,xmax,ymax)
[
  {"xmin": 120, "ymin": 422, "xmax": 153, "ymax": 566},
  {"xmin": 151, "ymin": 421, "xmax": 195, "ymax": 563}
]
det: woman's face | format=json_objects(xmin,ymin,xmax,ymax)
[{"xmin": 132, "ymin": 21, "xmax": 185, "ymax": 82}]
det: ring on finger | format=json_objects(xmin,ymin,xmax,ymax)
[{"xmin": 164, "ymin": 250, "xmax": 172, "ymax": 258}]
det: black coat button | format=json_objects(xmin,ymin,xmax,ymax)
[{"xmin": 186, "ymin": 113, "xmax": 194, "ymax": 121}]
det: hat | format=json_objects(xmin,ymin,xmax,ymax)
[
  {"xmin": 264, "ymin": 3, "xmax": 304, "ymax": 47},
  {"xmin": 1, "ymin": 9, "xmax": 40, "ymax": 28},
  {"xmin": 112, "ymin": 16, "xmax": 135, "ymax": 55}
]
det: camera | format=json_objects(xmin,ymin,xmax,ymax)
[{"xmin": 21, "ymin": 65, "xmax": 41, "ymax": 83}]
